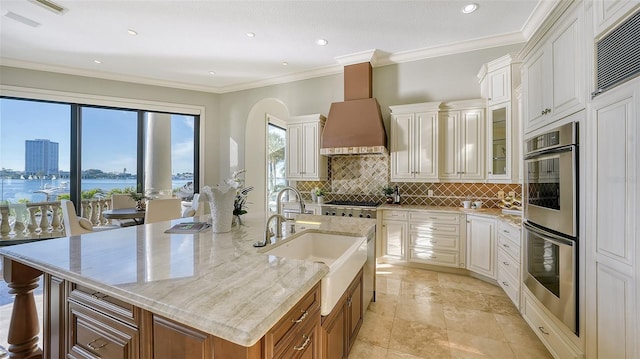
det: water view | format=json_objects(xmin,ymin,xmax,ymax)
[{"xmin": 0, "ymin": 178, "xmax": 192, "ymax": 203}]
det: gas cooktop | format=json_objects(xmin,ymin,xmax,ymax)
[{"xmin": 322, "ymin": 200, "xmax": 381, "ymax": 207}]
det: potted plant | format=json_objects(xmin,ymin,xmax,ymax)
[
  {"xmin": 127, "ymin": 192, "xmax": 148, "ymax": 211},
  {"xmin": 314, "ymin": 188, "xmax": 325, "ymax": 204},
  {"xmin": 382, "ymin": 185, "xmax": 395, "ymax": 204}
]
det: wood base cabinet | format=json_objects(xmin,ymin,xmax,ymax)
[{"xmin": 320, "ymin": 268, "xmax": 363, "ymax": 359}]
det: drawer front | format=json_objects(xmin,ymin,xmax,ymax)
[
  {"xmin": 410, "ymin": 247, "xmax": 459, "ymax": 267},
  {"xmin": 275, "ymin": 311, "xmax": 320, "ymax": 359},
  {"xmin": 523, "ymin": 294, "xmax": 582, "ymax": 359},
  {"xmin": 70, "ymin": 284, "xmax": 137, "ymax": 327},
  {"xmin": 497, "ymin": 221, "xmax": 521, "ymax": 244},
  {"xmin": 411, "ymin": 233, "xmax": 459, "ymax": 251},
  {"xmin": 497, "ymin": 235, "xmax": 520, "ymax": 260},
  {"xmin": 383, "ymin": 210, "xmax": 408, "ymax": 221},
  {"xmin": 409, "ymin": 212, "xmax": 460, "ymax": 224},
  {"xmin": 68, "ymin": 302, "xmax": 138, "ymax": 359},
  {"xmin": 410, "ymin": 222, "xmax": 460, "ymax": 237},
  {"xmin": 497, "ymin": 247, "xmax": 520, "ymax": 280},
  {"xmin": 497, "ymin": 265, "xmax": 519, "ymax": 307},
  {"xmin": 267, "ymin": 284, "xmax": 321, "ymax": 355}
]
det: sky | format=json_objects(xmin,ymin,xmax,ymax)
[{"xmin": 0, "ymin": 98, "xmax": 195, "ymax": 174}]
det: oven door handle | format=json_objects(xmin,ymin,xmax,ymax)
[
  {"xmin": 523, "ymin": 222, "xmax": 575, "ymax": 246},
  {"xmin": 524, "ymin": 144, "xmax": 575, "ymax": 160}
]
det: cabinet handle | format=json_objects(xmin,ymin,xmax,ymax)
[
  {"xmin": 347, "ymin": 296, "xmax": 352, "ymax": 307},
  {"xmin": 502, "ymin": 244, "xmax": 510, "ymax": 249},
  {"xmin": 291, "ymin": 309, "xmax": 308, "ymax": 323},
  {"xmin": 538, "ymin": 327, "xmax": 550, "ymax": 335},
  {"xmin": 503, "ymin": 261, "xmax": 509, "ymax": 266},
  {"xmin": 502, "ymin": 281, "xmax": 509, "ymax": 287},
  {"xmin": 294, "ymin": 335, "xmax": 311, "ymax": 351},
  {"xmin": 503, "ymin": 229, "xmax": 510, "ymax": 233},
  {"xmin": 90, "ymin": 292, "xmax": 109, "ymax": 300},
  {"xmin": 488, "ymin": 97, "xmax": 492, "ymax": 101},
  {"xmin": 430, "ymin": 255, "xmax": 437, "ymax": 259},
  {"xmin": 87, "ymin": 338, "xmax": 108, "ymax": 350},
  {"xmin": 430, "ymin": 240, "xmax": 437, "ymax": 244}
]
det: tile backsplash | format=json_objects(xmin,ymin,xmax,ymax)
[{"xmin": 295, "ymin": 154, "xmax": 521, "ymax": 208}]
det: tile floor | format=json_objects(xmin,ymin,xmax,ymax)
[{"xmin": 349, "ymin": 263, "xmax": 553, "ymax": 359}]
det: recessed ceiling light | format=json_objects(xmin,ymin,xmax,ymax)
[
  {"xmin": 281, "ymin": 62, "xmax": 289, "ymax": 66},
  {"xmin": 462, "ymin": 3, "xmax": 478, "ymax": 13},
  {"xmin": 93, "ymin": 60, "xmax": 102, "ymax": 64},
  {"xmin": 127, "ymin": 29, "xmax": 138, "ymax": 36},
  {"xmin": 316, "ymin": 38, "xmax": 328, "ymax": 46},
  {"xmin": 208, "ymin": 71, "xmax": 216, "ymax": 76},
  {"xmin": 246, "ymin": 32, "xmax": 255, "ymax": 38}
]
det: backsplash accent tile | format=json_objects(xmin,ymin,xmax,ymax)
[{"xmin": 295, "ymin": 155, "xmax": 522, "ymax": 208}]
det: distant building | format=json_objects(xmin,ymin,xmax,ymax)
[{"xmin": 25, "ymin": 139, "xmax": 59, "ymax": 176}]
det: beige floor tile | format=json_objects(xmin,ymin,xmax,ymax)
[
  {"xmin": 386, "ymin": 349, "xmax": 435, "ymax": 358},
  {"xmin": 348, "ymin": 340, "xmax": 388, "ymax": 359},
  {"xmin": 357, "ymin": 310, "xmax": 394, "ymax": 348},
  {"xmin": 443, "ymin": 307, "xmax": 506, "ymax": 341},
  {"xmin": 399, "ymin": 281, "xmax": 446, "ymax": 305},
  {"xmin": 395, "ymin": 298, "xmax": 447, "ymax": 328},
  {"xmin": 438, "ymin": 272, "xmax": 505, "ymax": 296},
  {"xmin": 509, "ymin": 343, "xmax": 554, "ymax": 359},
  {"xmin": 389, "ymin": 317, "xmax": 451, "ymax": 358},
  {"xmin": 440, "ymin": 287, "xmax": 491, "ymax": 312},
  {"xmin": 367, "ymin": 292, "xmax": 398, "ymax": 319},
  {"xmin": 402, "ymin": 267, "xmax": 440, "ymax": 283},
  {"xmin": 376, "ymin": 263, "xmax": 408, "ymax": 279},
  {"xmin": 494, "ymin": 313, "xmax": 550, "ymax": 350},
  {"xmin": 481, "ymin": 293, "xmax": 521, "ymax": 316},
  {"xmin": 376, "ymin": 276, "xmax": 403, "ymax": 296},
  {"xmin": 448, "ymin": 330, "xmax": 516, "ymax": 359}
]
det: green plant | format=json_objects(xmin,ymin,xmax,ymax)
[
  {"xmin": 314, "ymin": 188, "xmax": 325, "ymax": 197},
  {"xmin": 127, "ymin": 192, "xmax": 148, "ymax": 202},
  {"xmin": 382, "ymin": 185, "xmax": 395, "ymax": 196}
]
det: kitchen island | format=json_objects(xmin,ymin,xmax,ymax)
[{"xmin": 0, "ymin": 212, "xmax": 376, "ymax": 358}]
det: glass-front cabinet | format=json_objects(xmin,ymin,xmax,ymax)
[{"xmin": 487, "ymin": 104, "xmax": 510, "ymax": 179}]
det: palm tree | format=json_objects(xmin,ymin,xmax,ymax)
[{"xmin": 267, "ymin": 129, "xmax": 286, "ymax": 200}]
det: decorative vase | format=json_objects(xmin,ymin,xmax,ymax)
[
  {"xmin": 136, "ymin": 200, "xmax": 146, "ymax": 211},
  {"xmin": 316, "ymin": 196, "xmax": 324, "ymax": 204},
  {"xmin": 233, "ymin": 215, "xmax": 243, "ymax": 227},
  {"xmin": 203, "ymin": 185, "xmax": 235, "ymax": 233}
]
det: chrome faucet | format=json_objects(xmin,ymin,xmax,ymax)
[
  {"xmin": 253, "ymin": 214, "xmax": 287, "ymax": 247},
  {"xmin": 276, "ymin": 186, "xmax": 306, "ymax": 219}
]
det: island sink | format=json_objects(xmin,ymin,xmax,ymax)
[{"xmin": 260, "ymin": 231, "xmax": 367, "ymax": 315}]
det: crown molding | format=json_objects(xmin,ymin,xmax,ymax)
[
  {"xmin": 217, "ymin": 65, "xmax": 343, "ymax": 94},
  {"xmin": 334, "ymin": 50, "xmax": 380, "ymax": 67}
]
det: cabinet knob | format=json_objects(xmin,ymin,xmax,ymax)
[
  {"xmin": 502, "ymin": 281, "xmax": 509, "ymax": 287},
  {"xmin": 538, "ymin": 327, "xmax": 550, "ymax": 335}
]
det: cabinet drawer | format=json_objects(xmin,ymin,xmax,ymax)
[
  {"xmin": 497, "ymin": 264, "xmax": 519, "ymax": 307},
  {"xmin": 410, "ymin": 247, "xmax": 459, "ymax": 267},
  {"xmin": 275, "ymin": 310, "xmax": 320, "ymax": 359},
  {"xmin": 411, "ymin": 233, "xmax": 459, "ymax": 251},
  {"xmin": 410, "ymin": 222, "xmax": 460, "ymax": 237},
  {"xmin": 383, "ymin": 210, "xmax": 407, "ymax": 221},
  {"xmin": 522, "ymin": 293, "xmax": 582, "ymax": 359},
  {"xmin": 68, "ymin": 301, "xmax": 139, "ymax": 359},
  {"xmin": 497, "ymin": 247, "xmax": 520, "ymax": 280},
  {"xmin": 70, "ymin": 284, "xmax": 138, "ymax": 327},
  {"xmin": 497, "ymin": 221, "xmax": 521, "ymax": 244},
  {"xmin": 497, "ymin": 235, "xmax": 520, "ymax": 260},
  {"xmin": 409, "ymin": 212, "xmax": 460, "ymax": 224},
  {"xmin": 266, "ymin": 284, "xmax": 320, "ymax": 356}
]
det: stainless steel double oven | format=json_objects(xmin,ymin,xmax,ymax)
[{"xmin": 523, "ymin": 122, "xmax": 578, "ymax": 334}]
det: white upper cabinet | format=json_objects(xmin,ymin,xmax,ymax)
[
  {"xmin": 522, "ymin": 3, "xmax": 585, "ymax": 134},
  {"xmin": 286, "ymin": 114, "xmax": 328, "ymax": 180},
  {"xmin": 593, "ymin": 0, "xmax": 640, "ymax": 37},
  {"xmin": 390, "ymin": 102, "xmax": 440, "ymax": 182},
  {"xmin": 479, "ymin": 54, "xmax": 522, "ymax": 183},
  {"xmin": 439, "ymin": 100, "xmax": 485, "ymax": 181}
]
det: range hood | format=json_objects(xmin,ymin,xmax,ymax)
[{"xmin": 320, "ymin": 62, "xmax": 388, "ymax": 155}]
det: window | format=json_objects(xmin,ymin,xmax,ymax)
[
  {"xmin": 267, "ymin": 119, "xmax": 286, "ymax": 212},
  {"xmin": 0, "ymin": 97, "xmax": 199, "ymax": 205}
]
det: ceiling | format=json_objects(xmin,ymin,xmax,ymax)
[{"xmin": 0, "ymin": 0, "xmax": 554, "ymax": 94}]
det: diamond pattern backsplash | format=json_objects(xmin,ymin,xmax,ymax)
[{"xmin": 295, "ymin": 155, "xmax": 522, "ymax": 208}]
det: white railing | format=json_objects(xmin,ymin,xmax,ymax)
[{"xmin": 0, "ymin": 199, "xmax": 114, "ymax": 242}]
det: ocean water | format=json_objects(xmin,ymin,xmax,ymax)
[{"xmin": 0, "ymin": 178, "xmax": 191, "ymax": 203}]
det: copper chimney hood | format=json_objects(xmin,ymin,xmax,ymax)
[{"xmin": 320, "ymin": 62, "xmax": 388, "ymax": 155}]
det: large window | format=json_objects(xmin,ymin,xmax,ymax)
[
  {"xmin": 267, "ymin": 121, "xmax": 286, "ymax": 212},
  {"xmin": 0, "ymin": 97, "xmax": 199, "ymax": 205}
]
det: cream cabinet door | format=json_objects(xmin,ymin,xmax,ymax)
[
  {"xmin": 286, "ymin": 123, "xmax": 304, "ymax": 179},
  {"xmin": 382, "ymin": 220, "xmax": 407, "ymax": 260},
  {"xmin": 301, "ymin": 122, "xmax": 320, "ymax": 179},
  {"xmin": 459, "ymin": 109, "xmax": 484, "ymax": 180},
  {"xmin": 523, "ymin": 48, "xmax": 547, "ymax": 133},
  {"xmin": 487, "ymin": 67, "xmax": 510, "ymax": 105},
  {"xmin": 390, "ymin": 113, "xmax": 414, "ymax": 180},
  {"xmin": 414, "ymin": 111, "xmax": 439, "ymax": 180},
  {"xmin": 466, "ymin": 215, "xmax": 496, "ymax": 279},
  {"xmin": 587, "ymin": 78, "xmax": 639, "ymax": 359},
  {"xmin": 439, "ymin": 111, "xmax": 460, "ymax": 179}
]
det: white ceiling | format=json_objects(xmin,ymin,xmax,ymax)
[{"xmin": 0, "ymin": 0, "xmax": 554, "ymax": 94}]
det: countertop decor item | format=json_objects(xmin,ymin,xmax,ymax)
[
  {"xmin": 127, "ymin": 191, "xmax": 148, "ymax": 211},
  {"xmin": 230, "ymin": 170, "xmax": 253, "ymax": 226},
  {"xmin": 382, "ymin": 185, "xmax": 395, "ymax": 204},
  {"xmin": 203, "ymin": 185, "xmax": 235, "ymax": 233}
]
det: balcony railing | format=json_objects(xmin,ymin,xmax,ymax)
[{"xmin": 0, "ymin": 199, "xmax": 115, "ymax": 243}]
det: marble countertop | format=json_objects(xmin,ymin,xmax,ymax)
[
  {"xmin": 378, "ymin": 204, "xmax": 522, "ymax": 229},
  {"xmin": 0, "ymin": 212, "xmax": 376, "ymax": 347}
]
